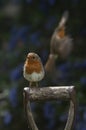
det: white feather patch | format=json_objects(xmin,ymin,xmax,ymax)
[{"xmin": 23, "ymin": 70, "xmax": 45, "ymax": 82}]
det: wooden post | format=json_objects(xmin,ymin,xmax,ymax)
[{"xmin": 23, "ymin": 86, "xmax": 76, "ymax": 130}]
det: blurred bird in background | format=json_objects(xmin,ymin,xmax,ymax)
[
  {"xmin": 45, "ymin": 11, "xmax": 72, "ymax": 75},
  {"xmin": 23, "ymin": 52, "xmax": 45, "ymax": 87},
  {"xmin": 50, "ymin": 11, "xmax": 73, "ymax": 59}
]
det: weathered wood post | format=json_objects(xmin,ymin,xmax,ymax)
[{"xmin": 23, "ymin": 86, "xmax": 76, "ymax": 130}]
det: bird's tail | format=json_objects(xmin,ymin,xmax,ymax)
[
  {"xmin": 45, "ymin": 54, "xmax": 58, "ymax": 74},
  {"xmin": 58, "ymin": 11, "xmax": 69, "ymax": 28}
]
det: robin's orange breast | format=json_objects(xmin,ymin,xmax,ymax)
[
  {"xmin": 57, "ymin": 27, "xmax": 65, "ymax": 38},
  {"xmin": 25, "ymin": 60, "xmax": 42, "ymax": 74}
]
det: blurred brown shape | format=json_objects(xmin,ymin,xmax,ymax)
[
  {"xmin": 50, "ymin": 11, "xmax": 73, "ymax": 59},
  {"xmin": 45, "ymin": 54, "xmax": 57, "ymax": 74}
]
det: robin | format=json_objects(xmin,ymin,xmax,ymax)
[
  {"xmin": 45, "ymin": 11, "xmax": 72, "ymax": 75},
  {"xmin": 23, "ymin": 52, "xmax": 45, "ymax": 87},
  {"xmin": 50, "ymin": 11, "xmax": 72, "ymax": 59}
]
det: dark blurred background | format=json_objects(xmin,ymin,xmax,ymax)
[{"xmin": 0, "ymin": 0, "xmax": 86, "ymax": 130}]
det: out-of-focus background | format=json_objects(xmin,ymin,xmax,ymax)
[{"xmin": 0, "ymin": 0, "xmax": 86, "ymax": 130}]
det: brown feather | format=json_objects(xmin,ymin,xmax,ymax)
[{"xmin": 25, "ymin": 60, "xmax": 42, "ymax": 74}]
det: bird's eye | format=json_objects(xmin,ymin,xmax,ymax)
[{"xmin": 32, "ymin": 56, "xmax": 36, "ymax": 59}]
